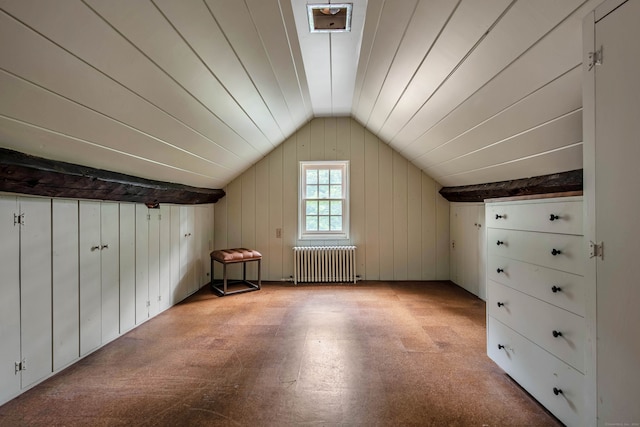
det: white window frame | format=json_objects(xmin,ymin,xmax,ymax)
[{"xmin": 299, "ymin": 160, "xmax": 349, "ymax": 240}]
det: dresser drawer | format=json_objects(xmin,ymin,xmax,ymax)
[
  {"xmin": 487, "ymin": 316, "xmax": 584, "ymax": 427},
  {"xmin": 488, "ymin": 255, "xmax": 585, "ymax": 316},
  {"xmin": 486, "ymin": 199, "xmax": 582, "ymax": 235},
  {"xmin": 487, "ymin": 228, "xmax": 584, "ymax": 275},
  {"xmin": 488, "ymin": 280, "xmax": 584, "ymax": 372}
]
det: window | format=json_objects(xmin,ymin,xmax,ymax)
[{"xmin": 299, "ymin": 161, "xmax": 349, "ymax": 240}]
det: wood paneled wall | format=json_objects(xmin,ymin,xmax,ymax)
[{"xmin": 214, "ymin": 118, "xmax": 449, "ymax": 281}]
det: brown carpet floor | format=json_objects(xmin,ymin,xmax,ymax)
[{"xmin": 0, "ymin": 281, "xmax": 561, "ymax": 426}]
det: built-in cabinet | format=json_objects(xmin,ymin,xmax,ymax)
[
  {"xmin": 0, "ymin": 195, "xmax": 215, "ymax": 407},
  {"xmin": 450, "ymin": 203, "xmax": 485, "ymax": 299},
  {"xmin": 0, "ymin": 196, "xmax": 52, "ymax": 403},
  {"xmin": 79, "ymin": 201, "xmax": 120, "ymax": 355},
  {"xmin": 486, "ymin": 195, "xmax": 585, "ymax": 426},
  {"xmin": 583, "ymin": 0, "xmax": 640, "ymax": 423}
]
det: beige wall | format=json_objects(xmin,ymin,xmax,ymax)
[{"xmin": 214, "ymin": 117, "xmax": 449, "ymax": 281}]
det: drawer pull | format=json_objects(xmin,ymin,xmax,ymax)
[
  {"xmin": 495, "ymin": 214, "xmax": 505, "ymax": 219},
  {"xmin": 497, "ymin": 344, "xmax": 505, "ymax": 350},
  {"xmin": 496, "ymin": 240, "xmax": 504, "ymax": 246},
  {"xmin": 551, "ymin": 248, "xmax": 562, "ymax": 256},
  {"xmin": 497, "ymin": 302, "xmax": 505, "ymax": 307},
  {"xmin": 552, "ymin": 330, "xmax": 563, "ymax": 338},
  {"xmin": 549, "ymin": 214, "xmax": 560, "ymax": 221},
  {"xmin": 553, "ymin": 387, "xmax": 563, "ymax": 396},
  {"xmin": 551, "ymin": 285, "xmax": 562, "ymax": 293},
  {"xmin": 496, "ymin": 268, "xmax": 504, "ymax": 273}
]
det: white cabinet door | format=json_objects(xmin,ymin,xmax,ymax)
[
  {"xmin": 119, "ymin": 203, "xmax": 136, "ymax": 333},
  {"xmin": 462, "ymin": 205, "xmax": 480, "ymax": 296},
  {"xmin": 19, "ymin": 197, "xmax": 52, "ymax": 388},
  {"xmin": 450, "ymin": 205, "xmax": 464, "ymax": 286},
  {"xmin": 194, "ymin": 205, "xmax": 211, "ymax": 288},
  {"xmin": 135, "ymin": 205, "xmax": 149, "ymax": 324},
  {"xmin": 0, "ymin": 196, "xmax": 21, "ymax": 403},
  {"xmin": 169, "ymin": 205, "xmax": 182, "ymax": 305},
  {"xmin": 52, "ymin": 199, "xmax": 79, "ymax": 371},
  {"xmin": 159, "ymin": 205, "xmax": 172, "ymax": 311},
  {"xmin": 100, "ymin": 203, "xmax": 119, "ymax": 343},
  {"xmin": 450, "ymin": 203, "xmax": 484, "ymax": 298},
  {"xmin": 79, "ymin": 201, "xmax": 102, "ymax": 356},
  {"xmin": 589, "ymin": 1, "xmax": 640, "ymax": 421},
  {"xmin": 148, "ymin": 208, "xmax": 160, "ymax": 317},
  {"xmin": 180, "ymin": 205, "xmax": 196, "ymax": 295}
]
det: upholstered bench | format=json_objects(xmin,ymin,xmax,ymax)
[{"xmin": 210, "ymin": 248, "xmax": 262, "ymax": 296}]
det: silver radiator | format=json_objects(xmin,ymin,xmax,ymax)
[{"xmin": 292, "ymin": 246, "xmax": 356, "ymax": 284}]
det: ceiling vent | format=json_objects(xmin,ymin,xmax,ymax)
[{"xmin": 307, "ymin": 3, "xmax": 352, "ymax": 33}]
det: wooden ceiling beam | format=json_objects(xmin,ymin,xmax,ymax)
[
  {"xmin": 439, "ymin": 169, "xmax": 583, "ymax": 203},
  {"xmin": 0, "ymin": 148, "xmax": 225, "ymax": 205}
]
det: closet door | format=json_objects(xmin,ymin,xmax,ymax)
[
  {"xmin": 19, "ymin": 197, "xmax": 52, "ymax": 388},
  {"xmin": 450, "ymin": 205, "xmax": 464, "ymax": 286},
  {"xmin": 588, "ymin": 1, "xmax": 640, "ymax": 421},
  {"xmin": 159, "ymin": 205, "xmax": 172, "ymax": 311},
  {"xmin": 100, "ymin": 203, "xmax": 120, "ymax": 343},
  {"xmin": 180, "ymin": 205, "xmax": 196, "ymax": 295},
  {"xmin": 119, "ymin": 203, "xmax": 136, "ymax": 333},
  {"xmin": 135, "ymin": 205, "xmax": 149, "ymax": 324},
  {"xmin": 79, "ymin": 201, "xmax": 102, "ymax": 356},
  {"xmin": 169, "ymin": 205, "xmax": 182, "ymax": 305},
  {"xmin": 52, "ymin": 199, "xmax": 79, "ymax": 370},
  {"xmin": 0, "ymin": 196, "xmax": 20, "ymax": 403},
  {"xmin": 148, "ymin": 208, "xmax": 160, "ymax": 317}
]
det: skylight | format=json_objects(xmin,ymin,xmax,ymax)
[{"xmin": 307, "ymin": 4, "xmax": 352, "ymax": 33}]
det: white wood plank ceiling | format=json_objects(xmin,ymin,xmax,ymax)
[{"xmin": 0, "ymin": 0, "xmax": 595, "ymax": 189}]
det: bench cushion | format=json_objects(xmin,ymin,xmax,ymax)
[{"xmin": 211, "ymin": 248, "xmax": 262, "ymax": 263}]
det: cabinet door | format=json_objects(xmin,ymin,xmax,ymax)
[
  {"xmin": 0, "ymin": 196, "xmax": 21, "ymax": 403},
  {"xmin": 194, "ymin": 205, "xmax": 211, "ymax": 288},
  {"xmin": 592, "ymin": 2, "xmax": 640, "ymax": 421},
  {"xmin": 79, "ymin": 201, "xmax": 102, "ymax": 356},
  {"xmin": 462, "ymin": 205, "xmax": 480, "ymax": 296},
  {"xmin": 52, "ymin": 199, "xmax": 79, "ymax": 371},
  {"xmin": 148, "ymin": 208, "xmax": 160, "ymax": 317},
  {"xmin": 100, "ymin": 203, "xmax": 120, "ymax": 343},
  {"xmin": 19, "ymin": 197, "xmax": 52, "ymax": 388},
  {"xmin": 476, "ymin": 206, "xmax": 486, "ymax": 301},
  {"xmin": 180, "ymin": 206, "xmax": 196, "ymax": 295},
  {"xmin": 159, "ymin": 205, "xmax": 172, "ymax": 311},
  {"xmin": 169, "ymin": 205, "xmax": 182, "ymax": 305},
  {"xmin": 135, "ymin": 205, "xmax": 149, "ymax": 324},
  {"xmin": 119, "ymin": 203, "xmax": 136, "ymax": 333},
  {"xmin": 450, "ymin": 205, "xmax": 464, "ymax": 285}
]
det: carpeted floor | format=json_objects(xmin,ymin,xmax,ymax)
[{"xmin": 0, "ymin": 281, "xmax": 561, "ymax": 426}]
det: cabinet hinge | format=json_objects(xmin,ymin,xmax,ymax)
[
  {"xmin": 158, "ymin": 295, "xmax": 162, "ymax": 301},
  {"xmin": 15, "ymin": 359, "xmax": 26, "ymax": 374},
  {"xmin": 589, "ymin": 241, "xmax": 604, "ymax": 260},
  {"xmin": 13, "ymin": 213, "xmax": 24, "ymax": 226},
  {"xmin": 588, "ymin": 46, "xmax": 603, "ymax": 71},
  {"xmin": 147, "ymin": 214, "xmax": 151, "ymax": 221},
  {"xmin": 146, "ymin": 300, "xmax": 150, "ymax": 308}
]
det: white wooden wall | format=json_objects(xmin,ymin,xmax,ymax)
[{"xmin": 214, "ymin": 117, "xmax": 450, "ymax": 282}]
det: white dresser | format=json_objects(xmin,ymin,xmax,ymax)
[{"xmin": 485, "ymin": 195, "xmax": 585, "ymax": 426}]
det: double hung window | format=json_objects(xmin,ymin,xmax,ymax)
[{"xmin": 299, "ymin": 161, "xmax": 349, "ymax": 240}]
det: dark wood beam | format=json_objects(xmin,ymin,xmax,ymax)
[
  {"xmin": 439, "ymin": 169, "xmax": 583, "ymax": 203},
  {"xmin": 0, "ymin": 148, "xmax": 225, "ymax": 204}
]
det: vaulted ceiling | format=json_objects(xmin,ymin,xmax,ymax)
[{"xmin": 0, "ymin": 0, "xmax": 595, "ymax": 190}]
